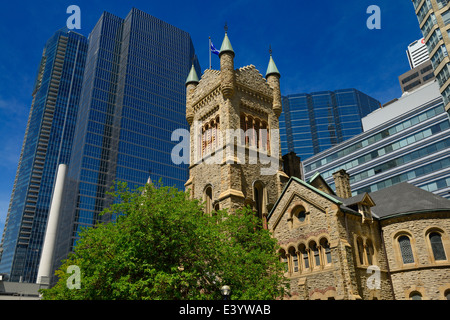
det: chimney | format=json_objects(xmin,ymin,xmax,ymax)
[
  {"xmin": 282, "ymin": 152, "xmax": 303, "ymax": 180},
  {"xmin": 333, "ymin": 169, "xmax": 352, "ymax": 198}
]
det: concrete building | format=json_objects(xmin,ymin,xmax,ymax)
[
  {"xmin": 411, "ymin": 0, "xmax": 450, "ymax": 113},
  {"xmin": 302, "ymin": 81, "xmax": 450, "ymax": 200},
  {"xmin": 399, "ymin": 60, "xmax": 435, "ymax": 93},
  {"xmin": 0, "ymin": 277, "xmax": 48, "ymax": 300},
  {"xmin": 407, "ymin": 38, "xmax": 430, "ymax": 68}
]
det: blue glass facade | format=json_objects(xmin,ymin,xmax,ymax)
[
  {"xmin": 52, "ymin": 9, "xmax": 200, "ymax": 272},
  {"xmin": 280, "ymin": 89, "xmax": 381, "ymax": 160},
  {"xmin": 0, "ymin": 29, "xmax": 88, "ymax": 282}
]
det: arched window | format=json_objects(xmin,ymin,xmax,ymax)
[
  {"xmin": 398, "ymin": 235, "xmax": 415, "ymax": 264},
  {"xmin": 279, "ymin": 250, "xmax": 288, "ymax": 273},
  {"xmin": 409, "ymin": 291, "xmax": 422, "ymax": 300},
  {"xmin": 320, "ymin": 238, "xmax": 332, "ymax": 265},
  {"xmin": 294, "ymin": 207, "xmax": 306, "ymax": 223},
  {"xmin": 366, "ymin": 239, "xmax": 374, "ymax": 265},
  {"xmin": 429, "ymin": 232, "xmax": 447, "ymax": 261},
  {"xmin": 253, "ymin": 181, "xmax": 265, "ymax": 220},
  {"xmin": 310, "ymin": 242, "xmax": 320, "ymax": 267},
  {"xmin": 215, "ymin": 116, "xmax": 220, "ymax": 148},
  {"xmin": 299, "ymin": 244, "xmax": 309, "ymax": 271},
  {"xmin": 204, "ymin": 186, "xmax": 213, "ymax": 215},
  {"xmin": 445, "ymin": 289, "xmax": 450, "ymax": 300},
  {"xmin": 289, "ymin": 247, "xmax": 298, "ymax": 273},
  {"xmin": 239, "ymin": 113, "xmax": 269, "ymax": 151},
  {"xmin": 357, "ymin": 237, "xmax": 365, "ymax": 265}
]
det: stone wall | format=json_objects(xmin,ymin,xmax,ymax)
[{"xmin": 380, "ymin": 211, "xmax": 450, "ymax": 300}]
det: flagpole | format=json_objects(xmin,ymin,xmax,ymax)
[{"xmin": 209, "ymin": 36, "xmax": 211, "ymax": 69}]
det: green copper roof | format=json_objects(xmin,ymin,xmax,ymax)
[
  {"xmin": 266, "ymin": 55, "xmax": 280, "ymax": 78},
  {"xmin": 219, "ymin": 33, "xmax": 234, "ymax": 56},
  {"xmin": 185, "ymin": 64, "xmax": 199, "ymax": 85}
]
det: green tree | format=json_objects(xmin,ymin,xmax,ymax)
[{"xmin": 41, "ymin": 182, "xmax": 287, "ymax": 300}]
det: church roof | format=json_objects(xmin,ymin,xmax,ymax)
[
  {"xmin": 368, "ymin": 182, "xmax": 450, "ymax": 219},
  {"xmin": 268, "ymin": 177, "xmax": 450, "ymax": 222},
  {"xmin": 268, "ymin": 176, "xmax": 342, "ymax": 221}
]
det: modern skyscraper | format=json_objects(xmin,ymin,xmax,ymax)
[
  {"xmin": 0, "ymin": 29, "xmax": 88, "ymax": 282},
  {"xmin": 411, "ymin": 0, "xmax": 450, "ymax": 113},
  {"xmin": 280, "ymin": 89, "xmax": 381, "ymax": 160},
  {"xmin": 50, "ymin": 9, "xmax": 200, "ymax": 279},
  {"xmin": 407, "ymin": 38, "xmax": 430, "ymax": 68}
]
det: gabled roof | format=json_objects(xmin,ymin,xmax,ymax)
[
  {"xmin": 268, "ymin": 176, "xmax": 342, "ymax": 221},
  {"xmin": 268, "ymin": 175, "xmax": 450, "ymax": 223},
  {"xmin": 368, "ymin": 182, "xmax": 450, "ymax": 219},
  {"xmin": 307, "ymin": 172, "xmax": 336, "ymax": 196},
  {"xmin": 335, "ymin": 192, "xmax": 375, "ymax": 208}
]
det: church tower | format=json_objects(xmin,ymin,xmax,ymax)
[{"xmin": 184, "ymin": 30, "xmax": 289, "ymax": 227}]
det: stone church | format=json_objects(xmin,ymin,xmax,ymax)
[{"xmin": 184, "ymin": 31, "xmax": 450, "ymax": 300}]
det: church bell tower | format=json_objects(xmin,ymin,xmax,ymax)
[{"xmin": 184, "ymin": 29, "xmax": 289, "ymax": 227}]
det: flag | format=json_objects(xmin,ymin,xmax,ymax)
[{"xmin": 210, "ymin": 41, "xmax": 220, "ymax": 56}]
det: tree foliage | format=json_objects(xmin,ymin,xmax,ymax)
[{"xmin": 41, "ymin": 182, "xmax": 287, "ymax": 300}]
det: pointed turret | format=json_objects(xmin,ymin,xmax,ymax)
[
  {"xmin": 265, "ymin": 48, "xmax": 282, "ymax": 118},
  {"xmin": 219, "ymin": 24, "xmax": 235, "ymax": 99},
  {"xmin": 185, "ymin": 64, "xmax": 199, "ymax": 125},
  {"xmin": 266, "ymin": 54, "xmax": 280, "ymax": 78},
  {"xmin": 185, "ymin": 64, "xmax": 199, "ymax": 86},
  {"xmin": 219, "ymin": 32, "xmax": 235, "ymax": 57}
]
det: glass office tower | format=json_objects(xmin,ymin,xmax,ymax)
[
  {"xmin": 0, "ymin": 29, "xmax": 88, "ymax": 282},
  {"xmin": 52, "ymin": 9, "xmax": 200, "ymax": 277},
  {"xmin": 280, "ymin": 89, "xmax": 381, "ymax": 160}
]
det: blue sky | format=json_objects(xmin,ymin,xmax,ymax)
[{"xmin": 0, "ymin": 1, "xmax": 423, "ymax": 233}]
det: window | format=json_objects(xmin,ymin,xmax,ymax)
[
  {"xmin": 357, "ymin": 237, "xmax": 365, "ymax": 265},
  {"xmin": 253, "ymin": 181, "xmax": 265, "ymax": 221},
  {"xmin": 280, "ymin": 250, "xmax": 288, "ymax": 273},
  {"xmin": 289, "ymin": 247, "xmax": 298, "ymax": 273},
  {"xmin": 366, "ymin": 240, "xmax": 374, "ymax": 265},
  {"xmin": 293, "ymin": 206, "xmax": 306, "ymax": 223},
  {"xmin": 437, "ymin": 0, "xmax": 449, "ymax": 9},
  {"xmin": 429, "ymin": 232, "xmax": 447, "ymax": 261},
  {"xmin": 442, "ymin": 9, "xmax": 450, "ymax": 25},
  {"xmin": 399, "ymin": 235, "xmax": 415, "ymax": 264},
  {"xmin": 410, "ymin": 291, "xmax": 422, "ymax": 300},
  {"xmin": 204, "ymin": 186, "xmax": 213, "ymax": 215},
  {"xmin": 310, "ymin": 242, "xmax": 320, "ymax": 267},
  {"xmin": 240, "ymin": 113, "xmax": 270, "ymax": 152},
  {"xmin": 445, "ymin": 289, "xmax": 450, "ymax": 300},
  {"xmin": 300, "ymin": 245, "xmax": 309, "ymax": 270},
  {"xmin": 321, "ymin": 238, "xmax": 332, "ymax": 264}
]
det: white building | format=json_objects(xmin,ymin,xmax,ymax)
[{"xmin": 406, "ymin": 38, "xmax": 430, "ymax": 69}]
